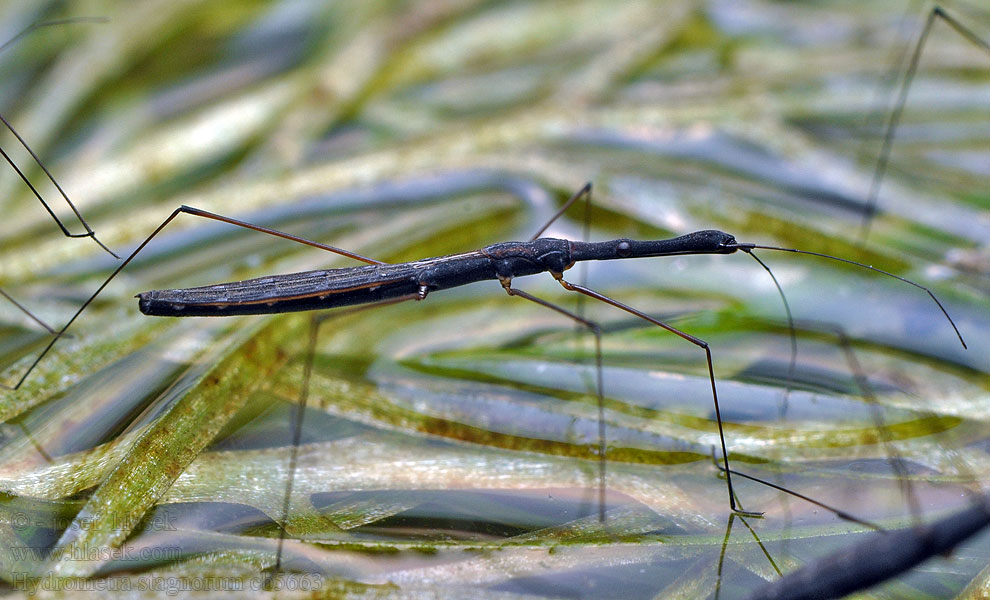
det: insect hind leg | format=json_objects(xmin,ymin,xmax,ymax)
[
  {"xmin": 2, "ymin": 205, "xmax": 384, "ymax": 390},
  {"xmin": 528, "ymin": 182, "xmax": 593, "ymax": 241}
]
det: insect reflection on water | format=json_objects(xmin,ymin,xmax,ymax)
[{"xmin": 0, "ymin": 2, "xmax": 987, "ymax": 598}]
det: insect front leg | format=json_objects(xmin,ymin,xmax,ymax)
[{"xmin": 552, "ymin": 272, "xmax": 762, "ymax": 517}]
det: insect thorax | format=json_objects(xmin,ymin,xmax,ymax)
[{"xmin": 481, "ymin": 238, "xmax": 573, "ymax": 278}]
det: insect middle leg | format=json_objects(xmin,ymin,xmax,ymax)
[
  {"xmin": 529, "ymin": 182, "xmax": 761, "ymax": 515},
  {"xmin": 499, "ymin": 277, "xmax": 607, "ymax": 523}
]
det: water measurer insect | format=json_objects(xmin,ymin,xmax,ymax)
[
  {"xmin": 1, "ymin": 2, "xmax": 986, "ymax": 597},
  {"xmin": 113, "ymin": 183, "xmax": 964, "ymax": 523}
]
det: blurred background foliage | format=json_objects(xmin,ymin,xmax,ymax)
[{"xmin": 0, "ymin": 0, "xmax": 987, "ymax": 598}]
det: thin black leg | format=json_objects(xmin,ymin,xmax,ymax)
[
  {"xmin": 0, "ymin": 288, "xmax": 56, "ymax": 334},
  {"xmin": 529, "ymin": 182, "xmax": 593, "ymax": 241},
  {"xmin": 500, "ymin": 278, "xmax": 608, "ymax": 523},
  {"xmin": 0, "ymin": 113, "xmax": 117, "ymax": 257},
  {"xmin": 267, "ymin": 294, "xmax": 419, "ymax": 584},
  {"xmin": 4, "ymin": 205, "xmax": 384, "ymax": 390},
  {"xmin": 860, "ymin": 6, "xmax": 990, "ymax": 239},
  {"xmin": 792, "ymin": 318, "xmax": 921, "ymax": 521},
  {"xmin": 552, "ymin": 273, "xmax": 761, "ymax": 517}
]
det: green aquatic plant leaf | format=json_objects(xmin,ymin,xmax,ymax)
[{"xmin": 0, "ymin": 0, "xmax": 987, "ymax": 598}]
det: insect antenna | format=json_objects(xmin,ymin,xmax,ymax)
[
  {"xmin": 730, "ymin": 243, "xmax": 967, "ymax": 349},
  {"xmin": 719, "ymin": 241, "xmax": 969, "ymax": 532},
  {"xmin": 743, "ymin": 251, "xmax": 798, "ymax": 408}
]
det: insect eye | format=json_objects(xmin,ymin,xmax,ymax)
[{"xmin": 616, "ymin": 241, "xmax": 632, "ymax": 258}]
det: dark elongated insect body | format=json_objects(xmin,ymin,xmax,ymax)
[
  {"xmin": 138, "ymin": 231, "xmax": 739, "ymax": 317},
  {"xmin": 126, "ymin": 200, "xmax": 964, "ymax": 539}
]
